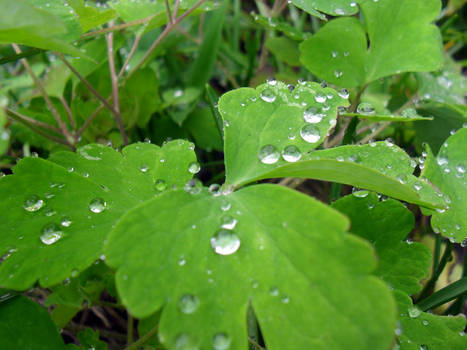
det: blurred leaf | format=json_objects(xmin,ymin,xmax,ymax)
[
  {"xmin": 253, "ymin": 14, "xmax": 306, "ymax": 41},
  {"xmin": 265, "ymin": 36, "xmax": 301, "ymax": 66},
  {"xmin": 292, "ymin": 0, "xmax": 358, "ymax": 17},
  {"xmin": 300, "ymin": 0, "xmax": 443, "ymax": 87},
  {"xmin": 68, "ymin": 0, "xmax": 117, "ymax": 33},
  {"xmin": 185, "ymin": 107, "xmax": 223, "ymax": 151},
  {"xmin": 76, "ymin": 328, "xmax": 108, "ymax": 350},
  {"xmin": 0, "ymin": 296, "xmax": 67, "ymax": 350}
]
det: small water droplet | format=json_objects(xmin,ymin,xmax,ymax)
[
  {"xmin": 413, "ymin": 182, "xmax": 422, "ymax": 191},
  {"xmin": 258, "ymin": 145, "xmax": 280, "ymax": 164},
  {"xmin": 281, "ymin": 145, "xmax": 302, "ymax": 162},
  {"xmin": 437, "ymin": 156, "xmax": 448, "ymax": 166},
  {"xmin": 44, "ymin": 208, "xmax": 56, "ymax": 217},
  {"xmin": 357, "ymin": 102, "xmax": 375, "ymax": 115},
  {"xmin": 338, "ymin": 89, "xmax": 349, "ymax": 99},
  {"xmin": 281, "ymin": 295, "xmax": 290, "ymax": 303},
  {"xmin": 61, "ymin": 216, "xmax": 72, "ymax": 227},
  {"xmin": 269, "ymin": 287, "xmax": 279, "ymax": 296},
  {"xmin": 140, "ymin": 164, "xmax": 149, "ymax": 173},
  {"xmin": 401, "ymin": 108, "xmax": 417, "ymax": 118},
  {"xmin": 210, "ymin": 229, "xmax": 240, "ymax": 255},
  {"xmin": 213, "ymin": 333, "xmax": 231, "ymax": 350},
  {"xmin": 209, "ymin": 184, "xmax": 222, "ymax": 196},
  {"xmin": 188, "ymin": 162, "xmax": 201, "ymax": 174},
  {"xmin": 408, "ymin": 306, "xmax": 421, "ymax": 318},
  {"xmin": 179, "ymin": 294, "xmax": 199, "ymax": 314},
  {"xmin": 334, "ymin": 70, "xmax": 343, "ymax": 78},
  {"xmin": 221, "ymin": 215, "xmax": 238, "ymax": 230},
  {"xmin": 260, "ymin": 89, "xmax": 276, "ymax": 103},
  {"xmin": 422, "ymin": 320, "xmax": 429, "ymax": 326},
  {"xmin": 155, "ymin": 179, "xmax": 167, "ymax": 192},
  {"xmin": 300, "ymin": 125, "xmax": 320, "ymax": 143},
  {"xmin": 89, "ymin": 198, "xmax": 106, "ymax": 213},
  {"xmin": 331, "ymin": 51, "xmax": 338, "ymax": 58},
  {"xmin": 185, "ymin": 179, "xmax": 202, "ymax": 194},
  {"xmin": 315, "ymin": 93, "xmax": 327, "ymax": 103},
  {"xmin": 221, "ymin": 200, "xmax": 231, "ymax": 212},
  {"xmin": 23, "ymin": 195, "xmax": 44, "ymax": 212},
  {"xmin": 352, "ymin": 189, "xmax": 369, "ymax": 198},
  {"xmin": 178, "ymin": 255, "xmax": 186, "ymax": 266},
  {"xmin": 175, "ymin": 334, "xmax": 197, "ymax": 350},
  {"xmin": 40, "ymin": 223, "xmax": 63, "ymax": 245}
]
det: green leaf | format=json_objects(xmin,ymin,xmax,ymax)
[
  {"xmin": 0, "ymin": 141, "xmax": 196, "ymax": 289},
  {"xmin": 68, "ymin": 0, "xmax": 117, "ymax": 33},
  {"xmin": 417, "ymin": 277, "xmax": 467, "ymax": 311},
  {"xmin": 292, "ymin": 0, "xmax": 359, "ymax": 17},
  {"xmin": 415, "ymin": 103, "xmax": 467, "ymax": 154},
  {"xmin": 395, "ymin": 290, "xmax": 467, "ymax": 350},
  {"xmin": 105, "ymin": 184, "xmax": 396, "ymax": 350},
  {"xmin": 341, "ymin": 109, "xmax": 432, "ymax": 122},
  {"xmin": 300, "ymin": 0, "xmax": 443, "ymax": 87},
  {"xmin": 422, "ymin": 128, "xmax": 467, "ymax": 243},
  {"xmin": 0, "ymin": 104, "xmax": 8, "ymax": 157},
  {"xmin": 0, "ymin": 0, "xmax": 85, "ymax": 56},
  {"xmin": 332, "ymin": 193, "xmax": 431, "ymax": 295},
  {"xmin": 219, "ymin": 82, "xmax": 444, "ymax": 209},
  {"xmin": 253, "ymin": 14, "xmax": 306, "ymax": 41},
  {"xmin": 265, "ymin": 36, "xmax": 301, "ymax": 67},
  {"xmin": 185, "ymin": 108, "xmax": 223, "ymax": 151},
  {"xmin": 186, "ymin": 0, "xmax": 227, "ymax": 89},
  {"xmin": 76, "ymin": 328, "xmax": 108, "ymax": 350},
  {"xmin": 119, "ymin": 67, "xmax": 161, "ymax": 128},
  {"xmin": 0, "ymin": 296, "xmax": 66, "ymax": 350},
  {"xmin": 219, "ymin": 80, "xmax": 349, "ymax": 185}
]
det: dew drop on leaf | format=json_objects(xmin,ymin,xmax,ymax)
[
  {"xmin": 338, "ymin": 89, "xmax": 349, "ymax": 99},
  {"xmin": 408, "ymin": 306, "xmax": 421, "ymax": 318},
  {"xmin": 221, "ymin": 215, "xmax": 238, "ymax": 230},
  {"xmin": 357, "ymin": 103, "xmax": 375, "ymax": 115},
  {"xmin": 258, "ymin": 145, "xmax": 280, "ymax": 164},
  {"xmin": 260, "ymin": 89, "xmax": 276, "ymax": 103},
  {"xmin": 61, "ymin": 216, "xmax": 72, "ymax": 227},
  {"xmin": 281, "ymin": 295, "xmax": 290, "ymax": 304},
  {"xmin": 140, "ymin": 164, "xmax": 149, "ymax": 173},
  {"xmin": 209, "ymin": 184, "xmax": 222, "ymax": 196},
  {"xmin": 212, "ymin": 333, "xmax": 231, "ymax": 350},
  {"xmin": 23, "ymin": 195, "xmax": 45, "ymax": 212},
  {"xmin": 40, "ymin": 223, "xmax": 63, "ymax": 245},
  {"xmin": 281, "ymin": 145, "xmax": 302, "ymax": 162},
  {"xmin": 184, "ymin": 179, "xmax": 202, "ymax": 195},
  {"xmin": 175, "ymin": 333, "xmax": 198, "ymax": 350},
  {"xmin": 179, "ymin": 294, "xmax": 199, "ymax": 314},
  {"xmin": 155, "ymin": 179, "xmax": 167, "ymax": 192},
  {"xmin": 188, "ymin": 162, "xmax": 201, "ymax": 174},
  {"xmin": 89, "ymin": 198, "xmax": 106, "ymax": 213},
  {"xmin": 269, "ymin": 287, "xmax": 279, "ymax": 296},
  {"xmin": 303, "ymin": 107, "xmax": 324, "ymax": 123},
  {"xmin": 315, "ymin": 93, "xmax": 327, "ymax": 103},
  {"xmin": 300, "ymin": 125, "xmax": 320, "ymax": 143},
  {"xmin": 210, "ymin": 229, "xmax": 240, "ymax": 255}
]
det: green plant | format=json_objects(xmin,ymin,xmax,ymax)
[{"xmin": 0, "ymin": 0, "xmax": 466, "ymax": 349}]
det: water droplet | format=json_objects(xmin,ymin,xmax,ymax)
[
  {"xmin": 422, "ymin": 320, "xmax": 429, "ymax": 326},
  {"xmin": 89, "ymin": 198, "xmax": 106, "ymax": 213},
  {"xmin": 179, "ymin": 294, "xmax": 199, "ymax": 314},
  {"xmin": 23, "ymin": 195, "xmax": 45, "ymax": 212},
  {"xmin": 258, "ymin": 145, "xmax": 280, "ymax": 164},
  {"xmin": 260, "ymin": 89, "xmax": 276, "ymax": 103},
  {"xmin": 213, "ymin": 333, "xmax": 231, "ymax": 350},
  {"xmin": 209, "ymin": 184, "xmax": 222, "ymax": 196},
  {"xmin": 185, "ymin": 179, "xmax": 202, "ymax": 194},
  {"xmin": 334, "ymin": 70, "xmax": 343, "ymax": 78},
  {"xmin": 331, "ymin": 51, "xmax": 338, "ymax": 58},
  {"xmin": 413, "ymin": 182, "xmax": 422, "ymax": 191},
  {"xmin": 282, "ymin": 145, "xmax": 302, "ymax": 162},
  {"xmin": 266, "ymin": 77, "xmax": 277, "ymax": 86},
  {"xmin": 300, "ymin": 125, "xmax": 320, "ymax": 143},
  {"xmin": 303, "ymin": 107, "xmax": 324, "ymax": 123},
  {"xmin": 40, "ymin": 223, "xmax": 63, "ymax": 245},
  {"xmin": 315, "ymin": 93, "xmax": 327, "ymax": 103},
  {"xmin": 357, "ymin": 103, "xmax": 375, "ymax": 115},
  {"xmin": 437, "ymin": 156, "xmax": 448, "ymax": 166},
  {"xmin": 155, "ymin": 179, "xmax": 167, "ymax": 192},
  {"xmin": 401, "ymin": 108, "xmax": 417, "ymax": 118},
  {"xmin": 338, "ymin": 89, "xmax": 349, "ymax": 99},
  {"xmin": 210, "ymin": 229, "xmax": 240, "ymax": 255},
  {"xmin": 221, "ymin": 215, "xmax": 238, "ymax": 230},
  {"xmin": 44, "ymin": 208, "xmax": 56, "ymax": 217},
  {"xmin": 408, "ymin": 306, "xmax": 421, "ymax": 318},
  {"xmin": 175, "ymin": 334, "xmax": 197, "ymax": 350},
  {"xmin": 352, "ymin": 189, "xmax": 369, "ymax": 198},
  {"xmin": 397, "ymin": 174, "xmax": 407, "ymax": 184},
  {"xmin": 456, "ymin": 164, "xmax": 465, "ymax": 174},
  {"xmin": 269, "ymin": 287, "xmax": 279, "ymax": 296},
  {"xmin": 281, "ymin": 295, "xmax": 290, "ymax": 303},
  {"xmin": 140, "ymin": 164, "xmax": 149, "ymax": 173},
  {"xmin": 221, "ymin": 200, "xmax": 231, "ymax": 212},
  {"xmin": 188, "ymin": 162, "xmax": 200, "ymax": 174}
]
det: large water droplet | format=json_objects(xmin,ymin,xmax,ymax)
[
  {"xmin": 188, "ymin": 162, "xmax": 201, "ymax": 174},
  {"xmin": 23, "ymin": 195, "xmax": 45, "ymax": 212},
  {"xmin": 89, "ymin": 198, "xmax": 106, "ymax": 213},
  {"xmin": 300, "ymin": 125, "xmax": 320, "ymax": 143},
  {"xmin": 357, "ymin": 103, "xmax": 375, "ymax": 115},
  {"xmin": 260, "ymin": 89, "xmax": 276, "ymax": 103},
  {"xmin": 315, "ymin": 93, "xmax": 327, "ymax": 103},
  {"xmin": 210, "ymin": 229, "xmax": 240, "ymax": 255},
  {"xmin": 179, "ymin": 294, "xmax": 199, "ymax": 314},
  {"xmin": 303, "ymin": 107, "xmax": 324, "ymax": 123},
  {"xmin": 258, "ymin": 145, "xmax": 280, "ymax": 164},
  {"xmin": 282, "ymin": 145, "xmax": 301, "ymax": 162},
  {"xmin": 40, "ymin": 223, "xmax": 63, "ymax": 245},
  {"xmin": 213, "ymin": 333, "xmax": 231, "ymax": 350}
]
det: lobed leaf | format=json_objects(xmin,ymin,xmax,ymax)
[
  {"xmin": 292, "ymin": 0, "xmax": 359, "ymax": 17},
  {"xmin": 105, "ymin": 184, "xmax": 396, "ymax": 350},
  {"xmin": 332, "ymin": 193, "xmax": 431, "ymax": 295},
  {"xmin": 422, "ymin": 128, "xmax": 467, "ymax": 243},
  {"xmin": 300, "ymin": 0, "xmax": 443, "ymax": 87},
  {"xmin": 0, "ymin": 141, "xmax": 196, "ymax": 289}
]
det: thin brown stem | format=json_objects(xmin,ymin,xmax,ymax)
[
  {"xmin": 57, "ymin": 53, "xmax": 129, "ymax": 145},
  {"xmin": 130, "ymin": 0, "xmax": 207, "ymax": 75},
  {"xmin": 118, "ymin": 33, "xmax": 142, "ymax": 78},
  {"xmin": 164, "ymin": 0, "xmax": 173, "ymax": 23},
  {"xmin": 59, "ymin": 96, "xmax": 76, "ymax": 130},
  {"xmin": 76, "ymin": 104, "xmax": 105, "ymax": 139},
  {"xmin": 12, "ymin": 44, "xmax": 74, "ymax": 146},
  {"xmin": 359, "ymin": 122, "xmax": 390, "ymax": 144},
  {"xmin": 172, "ymin": 0, "xmax": 181, "ymax": 21},
  {"xmin": 5, "ymin": 108, "xmax": 61, "ymax": 133},
  {"xmin": 248, "ymin": 337, "xmax": 266, "ymax": 350},
  {"xmin": 106, "ymin": 31, "xmax": 120, "ymax": 115},
  {"xmin": 80, "ymin": 15, "xmax": 156, "ymax": 38}
]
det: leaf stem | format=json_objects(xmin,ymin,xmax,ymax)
[
  {"xmin": 418, "ymin": 276, "xmax": 467, "ymax": 311},
  {"xmin": 124, "ymin": 323, "xmax": 159, "ymax": 350},
  {"xmin": 249, "ymin": 337, "xmax": 266, "ymax": 350},
  {"xmin": 59, "ymin": 96, "xmax": 76, "ymax": 130},
  {"xmin": 118, "ymin": 33, "xmax": 142, "ymax": 79},
  {"xmin": 5, "ymin": 108, "xmax": 61, "ymax": 133},
  {"xmin": 56, "ymin": 53, "xmax": 129, "ymax": 145},
  {"xmin": 12, "ymin": 44, "xmax": 74, "ymax": 146}
]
